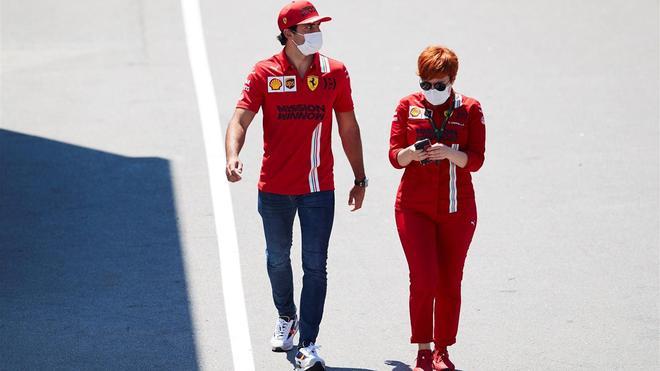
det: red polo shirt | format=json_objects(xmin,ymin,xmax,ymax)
[
  {"xmin": 236, "ymin": 49, "xmax": 354, "ymax": 195},
  {"xmin": 389, "ymin": 91, "xmax": 486, "ymax": 218}
]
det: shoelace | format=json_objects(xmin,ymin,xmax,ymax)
[
  {"xmin": 291, "ymin": 346, "xmax": 322, "ymax": 371},
  {"xmin": 274, "ymin": 318, "xmax": 289, "ymax": 338},
  {"xmin": 433, "ymin": 349, "xmax": 450, "ymax": 367},
  {"xmin": 303, "ymin": 343, "xmax": 321, "ymax": 356}
]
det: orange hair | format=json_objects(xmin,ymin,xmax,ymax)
[{"xmin": 417, "ymin": 45, "xmax": 459, "ymax": 83}]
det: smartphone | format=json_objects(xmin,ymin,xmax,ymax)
[
  {"xmin": 414, "ymin": 138, "xmax": 431, "ymax": 151},
  {"xmin": 414, "ymin": 138, "xmax": 431, "ymax": 165}
]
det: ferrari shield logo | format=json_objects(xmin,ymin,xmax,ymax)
[{"xmin": 307, "ymin": 75, "xmax": 319, "ymax": 91}]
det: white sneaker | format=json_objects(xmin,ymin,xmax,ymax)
[
  {"xmin": 270, "ymin": 316, "xmax": 297, "ymax": 352},
  {"xmin": 295, "ymin": 343, "xmax": 325, "ymax": 370}
]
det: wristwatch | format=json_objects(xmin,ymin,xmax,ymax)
[{"xmin": 354, "ymin": 177, "xmax": 369, "ymax": 188}]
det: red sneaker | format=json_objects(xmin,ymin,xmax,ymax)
[
  {"xmin": 432, "ymin": 348, "xmax": 455, "ymax": 371},
  {"xmin": 413, "ymin": 349, "xmax": 433, "ymax": 371}
]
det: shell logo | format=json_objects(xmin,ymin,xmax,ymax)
[
  {"xmin": 269, "ymin": 78, "xmax": 282, "ymax": 90},
  {"xmin": 410, "ymin": 107, "xmax": 421, "ymax": 117}
]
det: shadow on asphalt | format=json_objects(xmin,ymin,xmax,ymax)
[
  {"xmin": 385, "ymin": 360, "xmax": 412, "ymax": 371},
  {"xmin": 0, "ymin": 129, "xmax": 198, "ymax": 369},
  {"xmin": 385, "ymin": 359, "xmax": 464, "ymax": 371},
  {"xmin": 284, "ymin": 348, "xmax": 376, "ymax": 370}
]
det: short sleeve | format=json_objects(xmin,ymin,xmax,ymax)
[
  {"xmin": 236, "ymin": 64, "xmax": 265, "ymax": 113},
  {"xmin": 333, "ymin": 64, "xmax": 354, "ymax": 113}
]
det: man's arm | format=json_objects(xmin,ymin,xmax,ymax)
[
  {"xmin": 335, "ymin": 110, "xmax": 366, "ymax": 211},
  {"xmin": 225, "ymin": 108, "xmax": 257, "ymax": 182}
]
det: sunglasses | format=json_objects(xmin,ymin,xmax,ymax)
[{"xmin": 420, "ymin": 81, "xmax": 449, "ymax": 91}]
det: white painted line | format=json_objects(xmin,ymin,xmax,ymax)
[{"xmin": 179, "ymin": 0, "xmax": 255, "ymax": 370}]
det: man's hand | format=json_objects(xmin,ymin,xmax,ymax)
[
  {"xmin": 348, "ymin": 185, "xmax": 366, "ymax": 212},
  {"xmin": 225, "ymin": 157, "xmax": 243, "ymax": 182},
  {"xmin": 336, "ymin": 110, "xmax": 367, "ymax": 211},
  {"xmin": 225, "ymin": 108, "xmax": 256, "ymax": 183}
]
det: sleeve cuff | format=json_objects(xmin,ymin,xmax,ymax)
[
  {"xmin": 236, "ymin": 102, "xmax": 259, "ymax": 113},
  {"xmin": 334, "ymin": 104, "xmax": 354, "ymax": 113},
  {"xmin": 464, "ymin": 152, "xmax": 484, "ymax": 172},
  {"xmin": 389, "ymin": 148, "xmax": 406, "ymax": 169}
]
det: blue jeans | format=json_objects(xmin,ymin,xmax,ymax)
[{"xmin": 257, "ymin": 190, "xmax": 335, "ymax": 346}]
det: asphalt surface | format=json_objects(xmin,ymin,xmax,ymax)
[{"xmin": 1, "ymin": 0, "xmax": 658, "ymax": 370}]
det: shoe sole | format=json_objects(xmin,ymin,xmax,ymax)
[
  {"xmin": 272, "ymin": 323, "xmax": 298, "ymax": 353},
  {"xmin": 299, "ymin": 362, "xmax": 325, "ymax": 371},
  {"xmin": 309, "ymin": 363, "xmax": 326, "ymax": 371},
  {"xmin": 271, "ymin": 343, "xmax": 294, "ymax": 352}
]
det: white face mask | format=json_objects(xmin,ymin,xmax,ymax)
[
  {"xmin": 294, "ymin": 31, "xmax": 323, "ymax": 56},
  {"xmin": 422, "ymin": 84, "xmax": 452, "ymax": 105}
]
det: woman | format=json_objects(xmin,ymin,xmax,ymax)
[{"xmin": 388, "ymin": 45, "xmax": 486, "ymax": 371}]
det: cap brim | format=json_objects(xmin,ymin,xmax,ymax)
[{"xmin": 295, "ymin": 15, "xmax": 332, "ymax": 26}]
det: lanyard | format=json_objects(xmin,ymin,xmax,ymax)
[{"xmin": 425, "ymin": 96, "xmax": 455, "ymax": 142}]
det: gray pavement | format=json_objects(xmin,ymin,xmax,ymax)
[
  {"xmin": 1, "ymin": 1, "xmax": 232, "ymax": 369},
  {"xmin": 1, "ymin": 0, "xmax": 658, "ymax": 370}
]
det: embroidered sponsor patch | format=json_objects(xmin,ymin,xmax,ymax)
[
  {"xmin": 284, "ymin": 77, "xmax": 296, "ymax": 91},
  {"xmin": 448, "ymin": 121, "xmax": 464, "ymax": 126},
  {"xmin": 268, "ymin": 76, "xmax": 297, "ymax": 93},
  {"xmin": 268, "ymin": 76, "xmax": 283, "ymax": 92},
  {"xmin": 408, "ymin": 106, "xmax": 427, "ymax": 119},
  {"xmin": 307, "ymin": 75, "xmax": 319, "ymax": 91}
]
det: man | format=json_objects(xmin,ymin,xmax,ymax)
[{"xmin": 224, "ymin": 1, "xmax": 367, "ymax": 370}]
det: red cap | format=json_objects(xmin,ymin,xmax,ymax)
[{"xmin": 277, "ymin": 1, "xmax": 332, "ymax": 31}]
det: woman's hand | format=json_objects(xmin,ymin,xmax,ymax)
[
  {"xmin": 407, "ymin": 144, "xmax": 431, "ymax": 162},
  {"xmin": 426, "ymin": 143, "xmax": 469, "ymax": 167},
  {"xmin": 425, "ymin": 143, "xmax": 453, "ymax": 161},
  {"xmin": 397, "ymin": 144, "xmax": 430, "ymax": 166}
]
